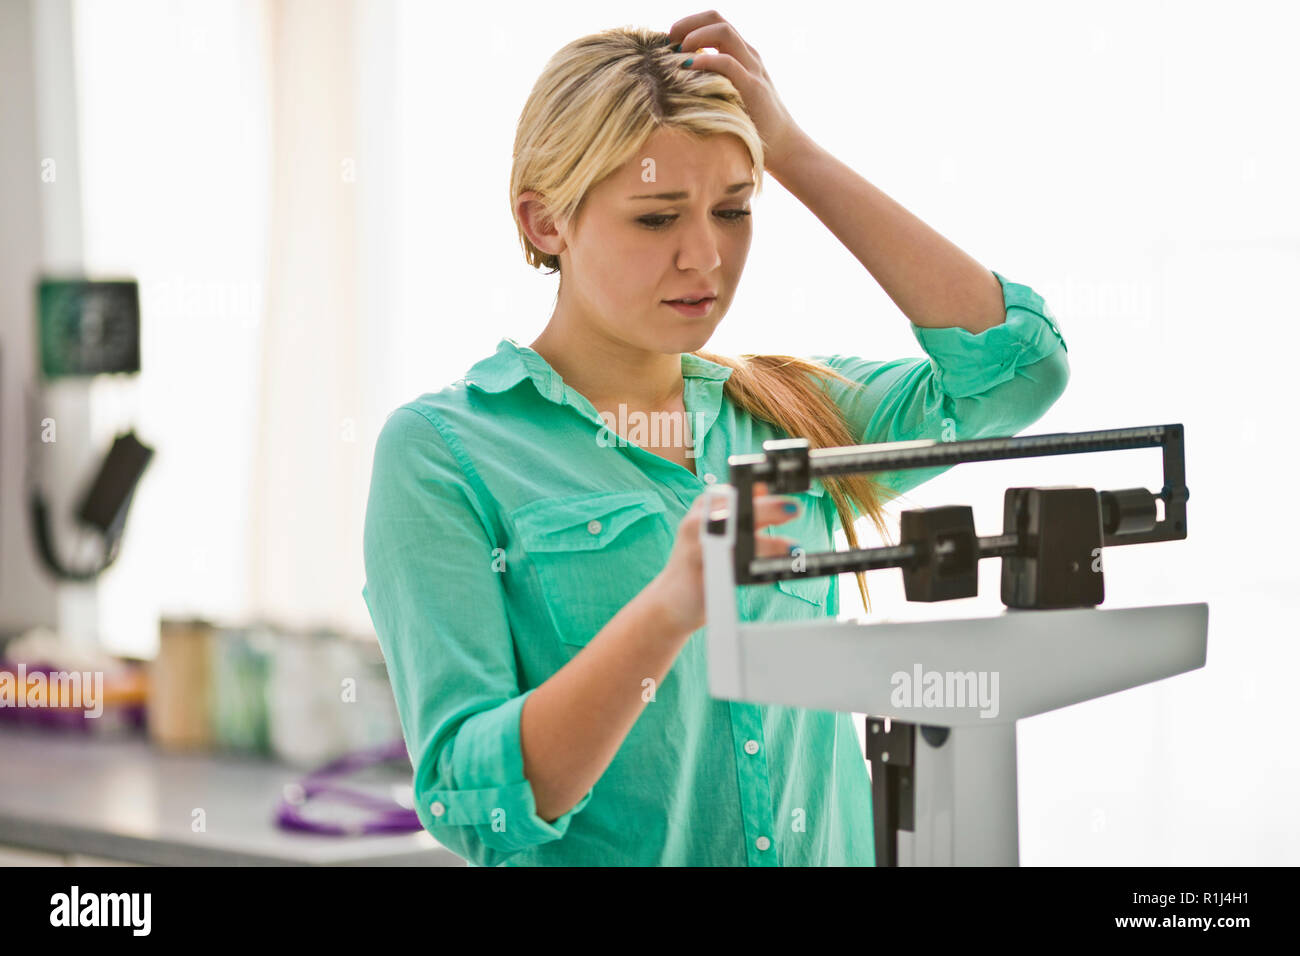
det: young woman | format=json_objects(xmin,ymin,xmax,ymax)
[{"xmin": 362, "ymin": 13, "xmax": 1070, "ymax": 866}]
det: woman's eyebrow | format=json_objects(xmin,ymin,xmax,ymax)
[{"xmin": 627, "ymin": 181, "xmax": 754, "ymax": 200}]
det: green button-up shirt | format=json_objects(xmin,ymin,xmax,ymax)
[{"xmin": 362, "ymin": 270, "xmax": 1069, "ymax": 866}]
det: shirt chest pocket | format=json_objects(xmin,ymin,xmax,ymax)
[
  {"xmin": 512, "ymin": 490, "xmax": 675, "ymax": 648},
  {"xmin": 765, "ymin": 484, "xmax": 832, "ymax": 611}
]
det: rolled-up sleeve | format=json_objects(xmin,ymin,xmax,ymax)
[
  {"xmin": 362, "ymin": 406, "xmax": 592, "ymax": 867},
  {"xmin": 810, "ymin": 270, "xmax": 1070, "ymax": 500}
]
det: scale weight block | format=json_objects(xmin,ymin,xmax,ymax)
[
  {"xmin": 899, "ymin": 506, "xmax": 978, "ymax": 602},
  {"xmin": 1002, "ymin": 486, "xmax": 1105, "ymax": 609}
]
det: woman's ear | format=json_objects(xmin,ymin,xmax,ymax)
[{"xmin": 517, "ymin": 190, "xmax": 567, "ymax": 259}]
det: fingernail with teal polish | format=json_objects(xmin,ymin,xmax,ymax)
[
  {"xmin": 672, "ymin": 43, "xmax": 681, "ymax": 52},
  {"xmin": 682, "ymin": 57, "xmax": 693, "ymax": 67},
  {"xmin": 784, "ymin": 502, "xmax": 799, "ymax": 514}
]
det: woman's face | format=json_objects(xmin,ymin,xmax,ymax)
[{"xmin": 552, "ymin": 127, "xmax": 755, "ymax": 355}]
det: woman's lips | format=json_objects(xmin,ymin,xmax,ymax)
[{"xmin": 662, "ymin": 296, "xmax": 716, "ymax": 316}]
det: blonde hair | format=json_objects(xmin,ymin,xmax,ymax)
[{"xmin": 510, "ymin": 25, "xmax": 897, "ymax": 614}]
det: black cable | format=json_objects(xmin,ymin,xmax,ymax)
[
  {"xmin": 29, "ymin": 488, "xmax": 126, "ymax": 582},
  {"xmin": 23, "ymin": 385, "xmax": 136, "ymax": 582}
]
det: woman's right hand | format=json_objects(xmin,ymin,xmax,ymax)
[{"xmin": 647, "ymin": 481, "xmax": 803, "ymax": 634}]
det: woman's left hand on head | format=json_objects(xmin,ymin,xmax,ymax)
[{"xmin": 666, "ymin": 11, "xmax": 811, "ymax": 178}]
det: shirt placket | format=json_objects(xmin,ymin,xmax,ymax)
[
  {"xmin": 687, "ymin": 374, "xmax": 780, "ymax": 864},
  {"xmin": 728, "ymin": 702, "xmax": 779, "ymax": 865}
]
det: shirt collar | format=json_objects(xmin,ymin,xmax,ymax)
[
  {"xmin": 465, "ymin": 337, "xmax": 733, "ymax": 399},
  {"xmin": 463, "ymin": 338, "xmax": 826, "ymax": 496}
]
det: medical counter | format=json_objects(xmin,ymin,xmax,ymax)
[{"xmin": 0, "ymin": 726, "xmax": 464, "ymax": 866}]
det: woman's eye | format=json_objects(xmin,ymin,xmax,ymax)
[{"xmin": 637, "ymin": 209, "xmax": 752, "ymax": 230}]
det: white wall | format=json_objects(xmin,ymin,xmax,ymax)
[
  {"xmin": 0, "ymin": 0, "xmax": 97, "ymax": 645},
  {"xmin": 0, "ymin": 0, "xmax": 52, "ymax": 635}
]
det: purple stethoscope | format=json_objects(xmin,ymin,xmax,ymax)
[{"xmin": 274, "ymin": 739, "xmax": 424, "ymax": 836}]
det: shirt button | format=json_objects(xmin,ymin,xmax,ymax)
[
  {"xmin": 756, "ymin": 836, "xmax": 771, "ymax": 851},
  {"xmin": 743, "ymin": 739, "xmax": 759, "ymax": 755},
  {"xmin": 704, "ymin": 473, "xmax": 717, "ymax": 484},
  {"xmin": 586, "ymin": 519, "xmax": 602, "ymax": 535},
  {"xmin": 430, "ymin": 800, "xmax": 445, "ymax": 817}
]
